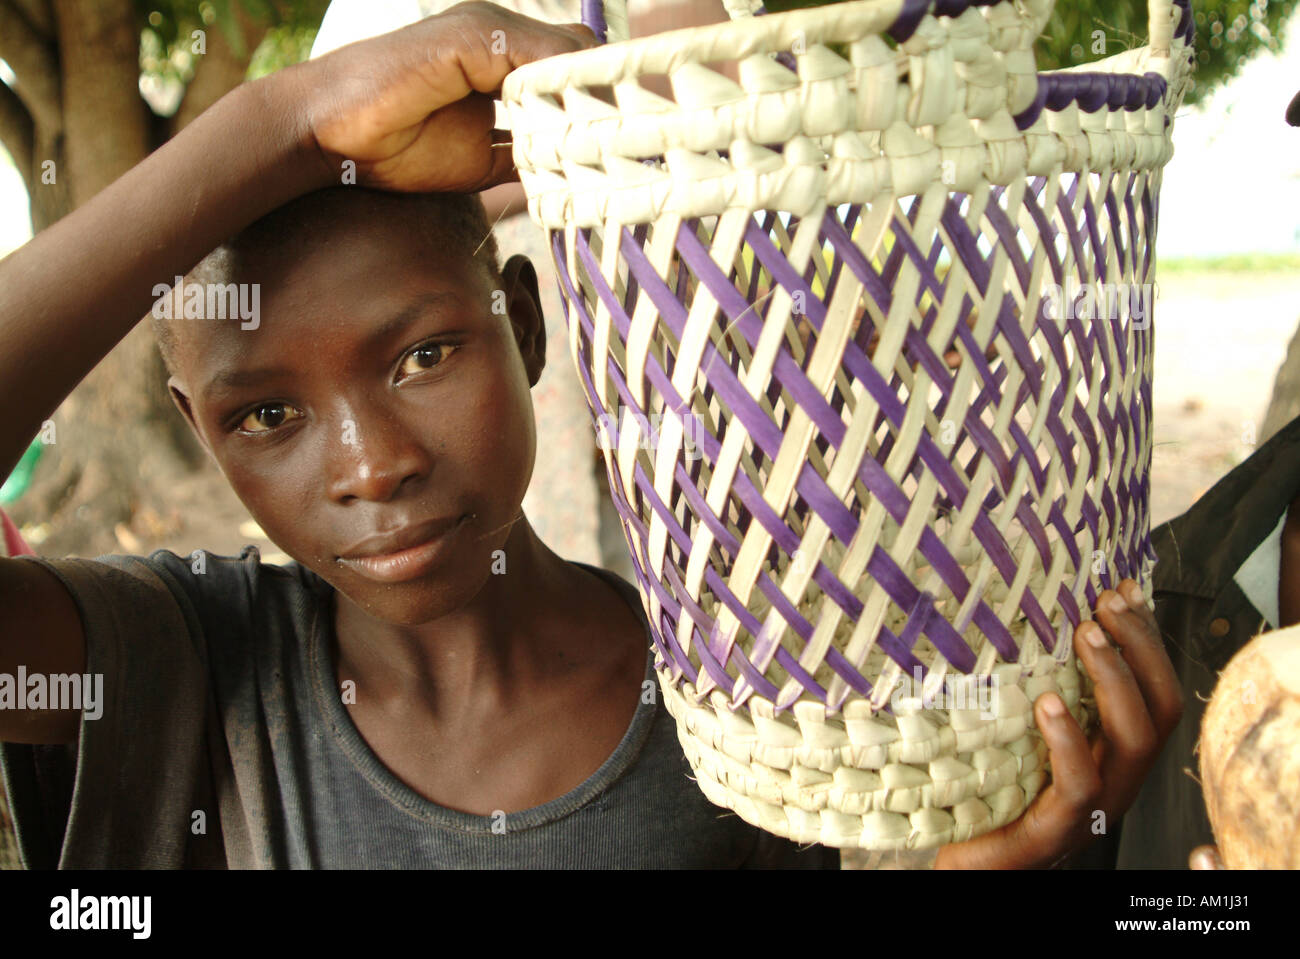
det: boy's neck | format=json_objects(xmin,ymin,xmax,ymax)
[{"xmin": 329, "ymin": 516, "xmax": 588, "ymax": 713}]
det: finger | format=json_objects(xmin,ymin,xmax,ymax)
[
  {"xmin": 386, "ymin": 95, "xmax": 512, "ymax": 194},
  {"xmin": 427, "ymin": 93, "xmax": 503, "ymax": 190},
  {"xmin": 482, "ymin": 128, "xmax": 521, "ymax": 188},
  {"xmin": 937, "ymin": 693, "xmax": 1100, "ymax": 868},
  {"xmin": 471, "ymin": 7, "xmax": 599, "ymax": 76},
  {"xmin": 1075, "ymin": 618, "xmax": 1159, "ymax": 802},
  {"xmin": 413, "ymin": 5, "xmax": 598, "ymax": 110},
  {"xmin": 1030, "ymin": 691, "xmax": 1106, "ymax": 839},
  {"xmin": 1189, "ymin": 845, "xmax": 1225, "ymax": 870},
  {"xmin": 1118, "ymin": 578, "xmax": 1159, "ymax": 634},
  {"xmin": 554, "ymin": 21, "xmax": 600, "ymax": 48},
  {"xmin": 1093, "ymin": 585, "xmax": 1184, "ymax": 740}
]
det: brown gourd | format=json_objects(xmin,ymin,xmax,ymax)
[{"xmin": 1199, "ymin": 626, "xmax": 1300, "ymax": 868}]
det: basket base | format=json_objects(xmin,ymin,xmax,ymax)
[{"xmin": 659, "ymin": 667, "xmax": 1097, "ymax": 850}]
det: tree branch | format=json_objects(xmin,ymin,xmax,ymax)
[
  {"xmin": 170, "ymin": 5, "xmax": 264, "ymax": 134},
  {"xmin": 0, "ymin": 80, "xmax": 34, "ymax": 190},
  {"xmin": 0, "ymin": 0, "xmax": 60, "ymax": 131}
]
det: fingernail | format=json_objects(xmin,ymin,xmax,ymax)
[
  {"xmin": 1189, "ymin": 846, "xmax": 1223, "ymax": 870},
  {"xmin": 1082, "ymin": 622, "xmax": 1108, "ymax": 649},
  {"xmin": 1106, "ymin": 593, "xmax": 1128, "ymax": 614},
  {"xmin": 1123, "ymin": 581, "xmax": 1144, "ymax": 606},
  {"xmin": 1040, "ymin": 693, "xmax": 1066, "ymax": 718}
]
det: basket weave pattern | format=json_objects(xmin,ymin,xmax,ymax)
[{"xmin": 504, "ymin": 0, "xmax": 1195, "ymax": 849}]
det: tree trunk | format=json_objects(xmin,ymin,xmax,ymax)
[{"xmin": 8, "ymin": 0, "xmax": 264, "ymax": 558}]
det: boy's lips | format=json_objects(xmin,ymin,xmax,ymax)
[{"xmin": 336, "ymin": 514, "xmax": 467, "ymax": 583}]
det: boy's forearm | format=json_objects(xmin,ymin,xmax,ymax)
[{"xmin": 0, "ymin": 63, "xmax": 331, "ymax": 481}]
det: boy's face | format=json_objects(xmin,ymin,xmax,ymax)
[{"xmin": 166, "ymin": 197, "xmax": 545, "ymax": 626}]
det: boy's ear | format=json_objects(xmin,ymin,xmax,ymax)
[
  {"xmin": 500, "ymin": 254, "xmax": 546, "ymax": 387},
  {"xmin": 167, "ymin": 377, "xmax": 216, "ymax": 462}
]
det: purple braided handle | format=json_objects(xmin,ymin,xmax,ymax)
[
  {"xmin": 577, "ymin": 0, "xmax": 1196, "ymax": 45},
  {"xmin": 573, "ymin": 0, "xmax": 1195, "ymax": 129}
]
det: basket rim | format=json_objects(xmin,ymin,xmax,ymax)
[{"xmin": 502, "ymin": 0, "xmax": 1195, "ymax": 102}]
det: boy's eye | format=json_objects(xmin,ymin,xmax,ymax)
[
  {"xmin": 398, "ymin": 343, "xmax": 456, "ymax": 379},
  {"xmin": 238, "ymin": 403, "xmax": 303, "ymax": 433}
]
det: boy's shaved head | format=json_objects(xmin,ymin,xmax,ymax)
[{"xmin": 152, "ymin": 187, "xmax": 503, "ymax": 373}]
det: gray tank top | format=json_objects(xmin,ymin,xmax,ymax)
[{"xmin": 1, "ymin": 548, "xmax": 838, "ymax": 869}]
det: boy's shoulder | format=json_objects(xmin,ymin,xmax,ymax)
[
  {"xmin": 0, "ymin": 544, "xmax": 323, "ymax": 869},
  {"xmin": 143, "ymin": 543, "xmax": 319, "ymax": 590},
  {"xmin": 17, "ymin": 544, "xmax": 328, "ymax": 672},
  {"xmin": 23, "ymin": 542, "xmax": 319, "ymax": 599},
  {"xmin": 144, "ymin": 544, "xmax": 325, "ymax": 615}
]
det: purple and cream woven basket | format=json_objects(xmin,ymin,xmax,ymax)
[{"xmin": 503, "ymin": 0, "xmax": 1195, "ymax": 849}]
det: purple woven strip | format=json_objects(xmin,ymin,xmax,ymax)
[
  {"xmin": 1104, "ymin": 183, "xmax": 1129, "ymax": 274},
  {"xmin": 1055, "ymin": 178, "xmax": 1093, "ymax": 284},
  {"xmin": 1142, "ymin": 175, "xmax": 1156, "ymax": 279},
  {"xmin": 887, "ymin": 0, "xmax": 931, "ymax": 43},
  {"xmin": 580, "ymin": 0, "xmax": 607, "ymax": 43},
  {"xmin": 1124, "ymin": 172, "xmax": 1142, "ymax": 279},
  {"xmin": 1081, "ymin": 186, "xmax": 1110, "ymax": 284},
  {"xmin": 898, "ymin": 591, "xmax": 936, "ymax": 650},
  {"xmin": 1021, "ymin": 182, "xmax": 1067, "ymax": 287},
  {"xmin": 1174, "ymin": 0, "xmax": 1195, "ymax": 43},
  {"xmin": 982, "ymin": 194, "xmax": 1034, "ymax": 294}
]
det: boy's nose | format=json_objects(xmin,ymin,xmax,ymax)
[{"xmin": 326, "ymin": 411, "xmax": 432, "ymax": 504}]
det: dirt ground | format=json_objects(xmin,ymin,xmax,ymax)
[{"xmin": 1148, "ymin": 269, "xmax": 1300, "ymax": 525}]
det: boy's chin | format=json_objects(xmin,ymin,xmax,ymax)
[{"xmin": 327, "ymin": 559, "xmax": 499, "ymax": 626}]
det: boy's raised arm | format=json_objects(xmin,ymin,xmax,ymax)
[
  {"xmin": 0, "ymin": 74, "xmax": 324, "ymax": 480},
  {"xmin": 0, "ymin": 1, "xmax": 595, "ymax": 744}
]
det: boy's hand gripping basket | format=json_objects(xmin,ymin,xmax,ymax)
[{"xmin": 502, "ymin": 0, "xmax": 1196, "ymax": 849}]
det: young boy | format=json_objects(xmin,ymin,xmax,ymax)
[{"xmin": 0, "ymin": 2, "xmax": 1181, "ymax": 868}]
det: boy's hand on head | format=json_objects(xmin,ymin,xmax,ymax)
[
  {"xmin": 933, "ymin": 579, "xmax": 1184, "ymax": 868},
  {"xmin": 302, "ymin": 1, "xmax": 596, "ymax": 193}
]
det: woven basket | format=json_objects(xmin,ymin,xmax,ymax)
[{"xmin": 502, "ymin": 0, "xmax": 1195, "ymax": 850}]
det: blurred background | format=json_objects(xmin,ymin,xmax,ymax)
[{"xmin": 0, "ymin": 0, "xmax": 1298, "ymax": 865}]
